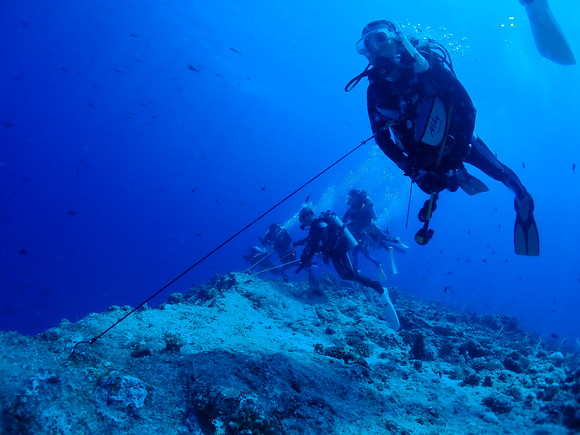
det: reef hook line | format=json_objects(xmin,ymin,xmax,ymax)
[{"xmin": 70, "ymin": 134, "xmax": 375, "ymax": 356}]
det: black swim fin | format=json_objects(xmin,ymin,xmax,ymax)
[
  {"xmin": 514, "ymin": 194, "xmax": 540, "ymax": 256},
  {"xmin": 458, "ymin": 169, "xmax": 489, "ymax": 196}
]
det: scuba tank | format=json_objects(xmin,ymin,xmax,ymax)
[{"xmin": 324, "ymin": 212, "xmax": 358, "ymax": 251}]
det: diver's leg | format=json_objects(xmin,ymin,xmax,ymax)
[
  {"xmin": 465, "ymin": 135, "xmax": 527, "ymax": 199},
  {"xmin": 351, "ymin": 245, "xmax": 361, "ymax": 271},
  {"xmin": 332, "ymin": 253, "xmax": 399, "ymax": 329},
  {"xmin": 467, "ymin": 135, "xmax": 540, "ymax": 256},
  {"xmin": 331, "ymin": 253, "xmax": 356, "ymax": 281},
  {"xmin": 363, "ymin": 250, "xmax": 381, "ymax": 268}
]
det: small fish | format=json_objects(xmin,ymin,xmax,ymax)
[
  {"xmin": 21, "ymin": 20, "xmax": 29, "ymax": 27},
  {"xmin": 215, "ymin": 198, "xmax": 220, "ymax": 204},
  {"xmin": 260, "ymin": 186, "xmax": 266, "ymax": 191},
  {"xmin": 191, "ymin": 188, "xmax": 196, "ymax": 193},
  {"xmin": 187, "ymin": 64, "xmax": 200, "ymax": 72},
  {"xmin": 112, "ymin": 68, "xmax": 124, "ymax": 73},
  {"xmin": 87, "ymin": 103, "xmax": 96, "ymax": 108},
  {"xmin": 195, "ymin": 232, "xmax": 202, "ymax": 237},
  {"xmin": 551, "ymin": 333, "xmax": 559, "ymax": 339},
  {"xmin": 573, "ymin": 163, "xmax": 576, "ymax": 174},
  {"xmin": 229, "ymin": 47, "xmax": 242, "ymax": 54},
  {"xmin": 67, "ymin": 210, "xmax": 77, "ymax": 216},
  {"xmin": 3, "ymin": 122, "xmax": 15, "ymax": 127},
  {"xmin": 19, "ymin": 249, "xmax": 28, "ymax": 255},
  {"xmin": 443, "ymin": 286, "xmax": 449, "ymax": 293},
  {"xmin": 129, "ymin": 33, "xmax": 140, "ymax": 37},
  {"xmin": 60, "ymin": 67, "xmax": 70, "ymax": 72},
  {"xmin": 305, "ymin": 195, "xmax": 310, "ymax": 203},
  {"xmin": 522, "ymin": 162, "xmax": 526, "ymax": 169}
]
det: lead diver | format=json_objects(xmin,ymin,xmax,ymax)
[{"xmin": 345, "ymin": 20, "xmax": 540, "ymax": 256}]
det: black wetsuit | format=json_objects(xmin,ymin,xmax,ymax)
[
  {"xmin": 342, "ymin": 194, "xmax": 397, "ymax": 269},
  {"xmin": 262, "ymin": 225, "xmax": 296, "ymax": 263},
  {"xmin": 343, "ymin": 195, "xmax": 377, "ymax": 239},
  {"xmin": 367, "ymin": 44, "xmax": 527, "ymax": 199},
  {"xmin": 300, "ymin": 213, "xmax": 384, "ymax": 294}
]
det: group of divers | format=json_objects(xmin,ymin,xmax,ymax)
[
  {"xmin": 247, "ymin": 4, "xmax": 574, "ymax": 331},
  {"xmin": 245, "ymin": 189, "xmax": 406, "ymax": 331}
]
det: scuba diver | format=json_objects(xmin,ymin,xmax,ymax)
[
  {"xmin": 246, "ymin": 224, "xmax": 300, "ymax": 279},
  {"xmin": 343, "ymin": 189, "xmax": 378, "ymax": 237},
  {"xmin": 261, "ymin": 223, "xmax": 297, "ymax": 268},
  {"xmin": 519, "ymin": 0, "xmax": 575, "ymax": 65},
  {"xmin": 296, "ymin": 206, "xmax": 400, "ymax": 330},
  {"xmin": 345, "ymin": 20, "xmax": 540, "ymax": 256},
  {"xmin": 342, "ymin": 189, "xmax": 408, "ymax": 275}
]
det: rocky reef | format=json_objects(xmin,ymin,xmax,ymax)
[{"xmin": 1, "ymin": 272, "xmax": 579, "ymax": 434}]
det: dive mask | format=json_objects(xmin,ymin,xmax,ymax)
[{"xmin": 355, "ymin": 28, "xmax": 398, "ymax": 57}]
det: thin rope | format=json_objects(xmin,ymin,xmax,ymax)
[
  {"xmin": 71, "ymin": 134, "xmax": 374, "ymax": 353},
  {"xmin": 405, "ymin": 180, "xmax": 413, "ymax": 229},
  {"xmin": 277, "ymin": 248, "xmax": 297, "ymax": 263},
  {"xmin": 254, "ymin": 259, "xmax": 301, "ymax": 275},
  {"xmin": 245, "ymin": 250, "xmax": 274, "ymax": 272}
]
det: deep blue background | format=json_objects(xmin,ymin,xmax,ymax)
[{"xmin": 1, "ymin": 0, "xmax": 579, "ymax": 349}]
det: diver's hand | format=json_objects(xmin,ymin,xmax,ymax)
[{"xmin": 296, "ymin": 259, "xmax": 312, "ymax": 274}]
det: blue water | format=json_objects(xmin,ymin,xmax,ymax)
[{"xmin": 1, "ymin": 0, "xmax": 579, "ymax": 348}]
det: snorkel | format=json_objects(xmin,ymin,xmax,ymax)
[
  {"xmin": 389, "ymin": 21, "xmax": 429, "ymax": 73},
  {"xmin": 346, "ymin": 20, "xmax": 429, "ymax": 91}
]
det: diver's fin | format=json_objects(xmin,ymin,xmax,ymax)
[
  {"xmin": 377, "ymin": 265, "xmax": 387, "ymax": 280},
  {"xmin": 384, "ymin": 237, "xmax": 409, "ymax": 253},
  {"xmin": 520, "ymin": 0, "xmax": 576, "ymax": 65},
  {"xmin": 380, "ymin": 289, "xmax": 400, "ymax": 331},
  {"xmin": 458, "ymin": 170, "xmax": 489, "ymax": 196},
  {"xmin": 388, "ymin": 247, "xmax": 398, "ymax": 275},
  {"xmin": 514, "ymin": 194, "xmax": 540, "ymax": 256}
]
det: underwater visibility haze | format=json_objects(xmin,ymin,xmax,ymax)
[{"xmin": 1, "ymin": 0, "xmax": 580, "ymax": 349}]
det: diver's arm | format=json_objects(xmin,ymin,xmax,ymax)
[
  {"xmin": 367, "ymin": 89, "xmax": 412, "ymax": 173},
  {"xmin": 300, "ymin": 223, "xmax": 323, "ymax": 266},
  {"xmin": 342, "ymin": 208, "xmax": 351, "ymax": 223},
  {"xmin": 373, "ymin": 125, "xmax": 412, "ymax": 174}
]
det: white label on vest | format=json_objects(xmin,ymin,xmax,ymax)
[{"xmin": 421, "ymin": 97, "xmax": 446, "ymax": 146}]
